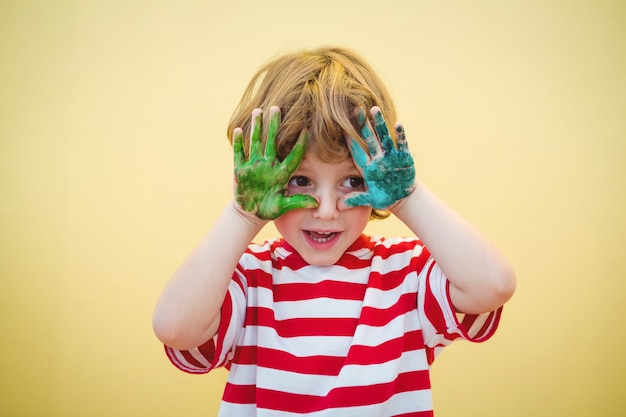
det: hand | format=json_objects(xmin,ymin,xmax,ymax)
[
  {"xmin": 345, "ymin": 107, "xmax": 416, "ymax": 210},
  {"xmin": 233, "ymin": 106, "xmax": 318, "ymax": 220}
]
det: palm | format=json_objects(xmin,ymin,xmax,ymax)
[
  {"xmin": 234, "ymin": 107, "xmax": 317, "ymax": 220},
  {"xmin": 346, "ymin": 107, "xmax": 415, "ymax": 209}
]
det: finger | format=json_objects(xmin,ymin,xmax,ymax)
[
  {"xmin": 233, "ymin": 127, "xmax": 245, "ymax": 167},
  {"xmin": 249, "ymin": 108, "xmax": 263, "ymax": 158},
  {"xmin": 360, "ymin": 109, "xmax": 383, "ymax": 159},
  {"xmin": 395, "ymin": 123, "xmax": 409, "ymax": 152},
  {"xmin": 371, "ymin": 107, "xmax": 394, "ymax": 154},
  {"xmin": 265, "ymin": 106, "xmax": 281, "ymax": 159},
  {"xmin": 336, "ymin": 197, "xmax": 352, "ymax": 212},
  {"xmin": 346, "ymin": 135, "xmax": 369, "ymax": 169},
  {"xmin": 277, "ymin": 194, "xmax": 319, "ymax": 215},
  {"xmin": 344, "ymin": 192, "xmax": 372, "ymax": 208},
  {"xmin": 282, "ymin": 129, "xmax": 308, "ymax": 173}
]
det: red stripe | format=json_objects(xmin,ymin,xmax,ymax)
[
  {"xmin": 461, "ymin": 312, "xmax": 477, "ymax": 329},
  {"xmin": 425, "ymin": 347, "xmax": 435, "ymax": 365},
  {"xmin": 374, "ymin": 239, "xmax": 431, "ymax": 265},
  {"xmin": 422, "ymin": 263, "xmax": 452, "ymax": 338},
  {"xmin": 333, "ymin": 254, "xmax": 376, "ymax": 269},
  {"xmin": 246, "ymin": 307, "xmax": 359, "ymax": 337},
  {"xmin": 243, "ymin": 268, "xmax": 273, "ymax": 289},
  {"xmin": 273, "ymin": 280, "xmax": 367, "ymax": 302},
  {"xmin": 345, "ymin": 330, "xmax": 426, "ymax": 366},
  {"xmin": 463, "ymin": 309, "xmax": 501, "ymax": 342},
  {"xmin": 233, "ymin": 330, "xmax": 426, "ymax": 374},
  {"xmin": 253, "ymin": 250, "xmax": 375, "ymax": 272},
  {"xmin": 276, "ymin": 253, "xmax": 310, "ymax": 270},
  {"xmin": 179, "ymin": 349, "xmax": 205, "ymax": 369},
  {"xmin": 197, "ymin": 339, "xmax": 216, "ymax": 363},
  {"xmin": 395, "ymin": 412, "xmax": 434, "ymax": 417},
  {"xmin": 241, "ymin": 269, "xmax": 370, "ymax": 298},
  {"xmin": 359, "ymin": 292, "xmax": 417, "ymax": 327},
  {"xmin": 367, "ymin": 264, "xmax": 415, "ymax": 291},
  {"xmin": 235, "ymin": 346, "xmax": 345, "ymax": 376},
  {"xmin": 374, "ymin": 239, "xmax": 419, "ymax": 260},
  {"xmin": 223, "ymin": 382, "xmax": 257, "ymax": 404},
  {"xmin": 223, "ymin": 370, "xmax": 431, "ymax": 412},
  {"xmin": 245, "ymin": 247, "xmax": 273, "ymax": 262},
  {"xmin": 246, "ymin": 236, "xmax": 430, "ymax": 273}
]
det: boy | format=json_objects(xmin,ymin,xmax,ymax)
[{"xmin": 153, "ymin": 46, "xmax": 516, "ymax": 416}]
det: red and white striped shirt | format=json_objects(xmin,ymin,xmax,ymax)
[{"xmin": 165, "ymin": 235, "xmax": 502, "ymax": 416}]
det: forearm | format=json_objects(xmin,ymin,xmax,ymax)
[
  {"xmin": 152, "ymin": 202, "xmax": 266, "ymax": 350},
  {"xmin": 392, "ymin": 182, "xmax": 516, "ymax": 314}
]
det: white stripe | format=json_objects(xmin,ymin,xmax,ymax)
[
  {"xmin": 373, "ymin": 235, "xmax": 415, "ymax": 248},
  {"xmin": 217, "ymin": 402, "xmax": 257, "ymax": 417},
  {"xmin": 352, "ymin": 311, "xmax": 421, "ymax": 347},
  {"xmin": 273, "ymin": 264, "xmax": 371, "ymax": 285},
  {"xmin": 226, "ymin": 363, "xmax": 258, "ymax": 385},
  {"xmin": 250, "ymin": 327, "xmax": 355, "ymax": 357},
  {"xmin": 253, "ymin": 284, "xmax": 364, "ymax": 318},
  {"xmin": 371, "ymin": 249, "xmax": 421, "ymax": 275},
  {"xmin": 272, "ymin": 298, "xmax": 364, "ymax": 319},
  {"xmin": 382, "ymin": 389, "xmax": 434, "ymax": 415},
  {"xmin": 360, "ymin": 278, "xmax": 418, "ymax": 310}
]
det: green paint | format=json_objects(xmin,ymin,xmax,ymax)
[
  {"xmin": 234, "ymin": 108, "xmax": 318, "ymax": 220},
  {"xmin": 346, "ymin": 108, "xmax": 416, "ymax": 209}
]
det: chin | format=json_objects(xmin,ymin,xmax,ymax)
[{"xmin": 302, "ymin": 252, "xmax": 343, "ymax": 266}]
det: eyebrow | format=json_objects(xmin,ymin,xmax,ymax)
[{"xmin": 295, "ymin": 162, "xmax": 361, "ymax": 177}]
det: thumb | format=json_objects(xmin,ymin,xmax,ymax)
[{"xmin": 276, "ymin": 194, "xmax": 318, "ymax": 216}]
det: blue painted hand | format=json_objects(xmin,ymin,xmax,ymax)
[{"xmin": 345, "ymin": 107, "xmax": 416, "ymax": 210}]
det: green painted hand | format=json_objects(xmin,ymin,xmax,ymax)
[
  {"xmin": 345, "ymin": 107, "xmax": 416, "ymax": 210},
  {"xmin": 233, "ymin": 106, "xmax": 318, "ymax": 220}
]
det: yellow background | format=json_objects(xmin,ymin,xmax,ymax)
[{"xmin": 1, "ymin": 0, "xmax": 624, "ymax": 416}]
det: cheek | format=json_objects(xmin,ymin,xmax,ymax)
[
  {"xmin": 350, "ymin": 207, "xmax": 372, "ymax": 229},
  {"xmin": 274, "ymin": 211, "xmax": 300, "ymax": 236}
]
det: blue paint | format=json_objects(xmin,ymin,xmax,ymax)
[{"xmin": 346, "ymin": 109, "xmax": 416, "ymax": 209}]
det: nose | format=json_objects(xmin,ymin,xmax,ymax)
[{"xmin": 312, "ymin": 187, "xmax": 340, "ymax": 220}]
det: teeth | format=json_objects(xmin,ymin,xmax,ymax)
[{"xmin": 308, "ymin": 231, "xmax": 335, "ymax": 243}]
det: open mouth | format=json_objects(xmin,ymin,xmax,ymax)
[{"xmin": 305, "ymin": 231, "xmax": 338, "ymax": 243}]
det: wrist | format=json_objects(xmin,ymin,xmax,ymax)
[
  {"xmin": 389, "ymin": 180, "xmax": 419, "ymax": 219},
  {"xmin": 230, "ymin": 200, "xmax": 269, "ymax": 230}
]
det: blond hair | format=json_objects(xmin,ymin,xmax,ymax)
[{"xmin": 227, "ymin": 46, "xmax": 395, "ymax": 218}]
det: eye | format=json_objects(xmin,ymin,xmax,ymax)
[
  {"xmin": 342, "ymin": 176, "xmax": 365, "ymax": 190},
  {"xmin": 288, "ymin": 176, "xmax": 311, "ymax": 187}
]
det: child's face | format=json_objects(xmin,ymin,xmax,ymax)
[{"xmin": 274, "ymin": 151, "xmax": 371, "ymax": 266}]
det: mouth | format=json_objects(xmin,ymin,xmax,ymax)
[{"xmin": 305, "ymin": 230, "xmax": 338, "ymax": 243}]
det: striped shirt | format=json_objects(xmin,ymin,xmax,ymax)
[{"xmin": 165, "ymin": 235, "xmax": 502, "ymax": 416}]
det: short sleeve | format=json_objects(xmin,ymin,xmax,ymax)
[
  {"xmin": 417, "ymin": 259, "xmax": 503, "ymax": 362},
  {"xmin": 164, "ymin": 275, "xmax": 248, "ymax": 374}
]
